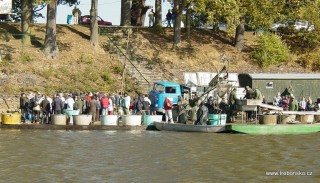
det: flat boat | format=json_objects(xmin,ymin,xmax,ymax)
[
  {"xmin": 154, "ymin": 121, "xmax": 226, "ymax": 133},
  {"xmin": 229, "ymin": 124, "xmax": 320, "ymax": 135}
]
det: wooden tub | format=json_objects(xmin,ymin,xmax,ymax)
[
  {"xmin": 259, "ymin": 115, "xmax": 278, "ymax": 125},
  {"xmin": 73, "ymin": 115, "xmax": 92, "ymax": 125}
]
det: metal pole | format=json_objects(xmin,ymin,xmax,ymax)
[{"xmin": 121, "ymin": 28, "xmax": 130, "ymax": 95}]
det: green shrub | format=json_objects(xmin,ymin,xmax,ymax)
[
  {"xmin": 298, "ymin": 49, "xmax": 320, "ymax": 71},
  {"xmin": 40, "ymin": 69, "xmax": 52, "ymax": 79},
  {"xmin": 78, "ymin": 55, "xmax": 93, "ymax": 65},
  {"xmin": 21, "ymin": 53, "xmax": 33, "ymax": 63},
  {"xmin": 101, "ymin": 72, "xmax": 113, "ymax": 84},
  {"xmin": 252, "ymin": 33, "xmax": 290, "ymax": 68},
  {"xmin": 292, "ymin": 32, "xmax": 320, "ymax": 53},
  {"xmin": 112, "ymin": 65, "xmax": 124, "ymax": 74}
]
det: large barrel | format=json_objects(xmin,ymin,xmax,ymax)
[
  {"xmin": 73, "ymin": 115, "xmax": 92, "ymax": 125},
  {"xmin": 51, "ymin": 114, "xmax": 67, "ymax": 125},
  {"xmin": 279, "ymin": 115, "xmax": 296, "ymax": 124},
  {"xmin": 296, "ymin": 114, "xmax": 314, "ymax": 123},
  {"xmin": 259, "ymin": 115, "xmax": 278, "ymax": 125},
  {"xmin": 208, "ymin": 114, "xmax": 227, "ymax": 125},
  {"xmin": 100, "ymin": 115, "xmax": 119, "ymax": 126},
  {"xmin": 143, "ymin": 115, "xmax": 162, "ymax": 126},
  {"xmin": 208, "ymin": 114, "xmax": 219, "ymax": 125},
  {"xmin": 122, "ymin": 115, "xmax": 142, "ymax": 126},
  {"xmin": 1, "ymin": 113, "xmax": 21, "ymax": 124},
  {"xmin": 314, "ymin": 115, "xmax": 320, "ymax": 123}
]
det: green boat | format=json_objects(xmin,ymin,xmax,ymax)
[{"xmin": 229, "ymin": 124, "xmax": 320, "ymax": 135}]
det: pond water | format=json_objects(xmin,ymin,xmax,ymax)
[{"xmin": 0, "ymin": 129, "xmax": 319, "ymax": 182}]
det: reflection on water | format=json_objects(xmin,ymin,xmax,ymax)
[{"xmin": 0, "ymin": 129, "xmax": 319, "ymax": 182}]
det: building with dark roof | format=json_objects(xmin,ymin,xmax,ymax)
[{"xmin": 238, "ymin": 73, "xmax": 320, "ymax": 103}]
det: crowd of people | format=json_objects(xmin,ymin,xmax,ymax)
[
  {"xmin": 19, "ymin": 86, "xmax": 318, "ymax": 125},
  {"xmin": 273, "ymin": 93, "xmax": 319, "ymax": 112},
  {"xmin": 19, "ymin": 91, "xmax": 153, "ymax": 124},
  {"xmin": 163, "ymin": 94, "xmax": 230, "ymax": 126}
]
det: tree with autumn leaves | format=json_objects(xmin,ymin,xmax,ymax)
[{"xmin": 19, "ymin": 0, "xmax": 320, "ymax": 59}]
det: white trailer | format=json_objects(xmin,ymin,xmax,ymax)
[{"xmin": 0, "ymin": 0, "xmax": 12, "ymax": 22}]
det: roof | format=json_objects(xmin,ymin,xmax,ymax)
[
  {"xmin": 184, "ymin": 72, "xmax": 239, "ymax": 86},
  {"xmin": 154, "ymin": 81, "xmax": 181, "ymax": 86},
  {"xmin": 240, "ymin": 73, "xmax": 320, "ymax": 80}
]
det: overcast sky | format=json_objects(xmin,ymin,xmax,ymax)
[{"xmin": 36, "ymin": 0, "xmax": 173, "ymax": 26}]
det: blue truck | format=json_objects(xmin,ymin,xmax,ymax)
[
  {"xmin": 148, "ymin": 67, "xmax": 231, "ymax": 114},
  {"xmin": 148, "ymin": 81, "xmax": 190, "ymax": 113}
]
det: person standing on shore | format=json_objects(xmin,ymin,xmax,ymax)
[
  {"xmin": 148, "ymin": 9, "xmax": 155, "ymax": 27},
  {"xmin": 75, "ymin": 96, "xmax": 83, "ymax": 114},
  {"xmin": 26, "ymin": 93, "xmax": 34, "ymax": 122},
  {"xmin": 114, "ymin": 92, "xmax": 120, "ymax": 114},
  {"xmin": 142, "ymin": 94, "xmax": 151, "ymax": 115},
  {"xmin": 65, "ymin": 94, "xmax": 75, "ymax": 111},
  {"xmin": 20, "ymin": 93, "xmax": 28, "ymax": 122},
  {"xmin": 164, "ymin": 97, "xmax": 173, "ymax": 123},
  {"xmin": 33, "ymin": 92, "xmax": 43, "ymax": 123},
  {"xmin": 100, "ymin": 94, "xmax": 109, "ymax": 115},
  {"xmin": 41, "ymin": 95, "xmax": 51, "ymax": 124},
  {"xmin": 53, "ymin": 94, "xmax": 63, "ymax": 114},
  {"xmin": 166, "ymin": 10, "xmax": 172, "ymax": 27},
  {"xmin": 89, "ymin": 95, "xmax": 99, "ymax": 122},
  {"xmin": 72, "ymin": 6, "xmax": 81, "ymax": 25},
  {"xmin": 121, "ymin": 93, "xmax": 131, "ymax": 115},
  {"xmin": 108, "ymin": 94, "xmax": 114, "ymax": 115}
]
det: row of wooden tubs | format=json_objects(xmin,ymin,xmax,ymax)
[
  {"xmin": 260, "ymin": 112, "xmax": 320, "ymax": 124},
  {"xmin": 0, "ymin": 112, "xmax": 164, "ymax": 126}
]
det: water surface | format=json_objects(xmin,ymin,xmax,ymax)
[{"xmin": 0, "ymin": 129, "xmax": 319, "ymax": 183}]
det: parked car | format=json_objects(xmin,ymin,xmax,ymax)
[
  {"xmin": 294, "ymin": 20, "xmax": 314, "ymax": 31},
  {"xmin": 197, "ymin": 22, "xmax": 228, "ymax": 30},
  {"xmin": 80, "ymin": 15, "xmax": 112, "ymax": 26},
  {"xmin": 271, "ymin": 22, "xmax": 288, "ymax": 32}
]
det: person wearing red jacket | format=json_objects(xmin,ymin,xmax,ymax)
[
  {"xmin": 100, "ymin": 95, "xmax": 109, "ymax": 115},
  {"xmin": 164, "ymin": 97, "xmax": 174, "ymax": 123}
]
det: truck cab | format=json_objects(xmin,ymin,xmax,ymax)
[{"xmin": 148, "ymin": 82, "xmax": 186, "ymax": 113}]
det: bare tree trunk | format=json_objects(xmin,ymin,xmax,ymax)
[
  {"xmin": 154, "ymin": 0, "xmax": 162, "ymax": 27},
  {"xmin": 21, "ymin": 0, "xmax": 32, "ymax": 46},
  {"xmin": 173, "ymin": 0, "xmax": 186, "ymax": 48},
  {"xmin": 44, "ymin": 0, "xmax": 59, "ymax": 59},
  {"xmin": 121, "ymin": 0, "xmax": 131, "ymax": 26},
  {"xmin": 234, "ymin": 18, "xmax": 245, "ymax": 52},
  {"xmin": 186, "ymin": 7, "xmax": 191, "ymax": 41},
  {"xmin": 136, "ymin": 0, "xmax": 143, "ymax": 26},
  {"xmin": 131, "ymin": 0, "xmax": 151, "ymax": 26},
  {"xmin": 90, "ymin": 0, "xmax": 99, "ymax": 47}
]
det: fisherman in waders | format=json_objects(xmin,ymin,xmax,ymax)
[
  {"xmin": 189, "ymin": 95, "xmax": 198, "ymax": 123},
  {"xmin": 228, "ymin": 88, "xmax": 237, "ymax": 122},
  {"xmin": 195, "ymin": 101, "xmax": 208, "ymax": 125},
  {"xmin": 177, "ymin": 96, "xmax": 188, "ymax": 124}
]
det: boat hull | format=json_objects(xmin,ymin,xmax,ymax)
[
  {"xmin": 229, "ymin": 124, "xmax": 320, "ymax": 135},
  {"xmin": 154, "ymin": 122, "xmax": 226, "ymax": 133}
]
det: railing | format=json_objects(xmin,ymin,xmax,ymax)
[{"xmin": 103, "ymin": 28, "xmax": 150, "ymax": 85}]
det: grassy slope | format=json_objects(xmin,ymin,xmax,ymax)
[{"xmin": 0, "ymin": 23, "xmax": 312, "ymax": 95}]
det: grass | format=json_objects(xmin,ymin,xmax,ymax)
[{"xmin": 0, "ymin": 22, "xmax": 319, "ymax": 95}]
